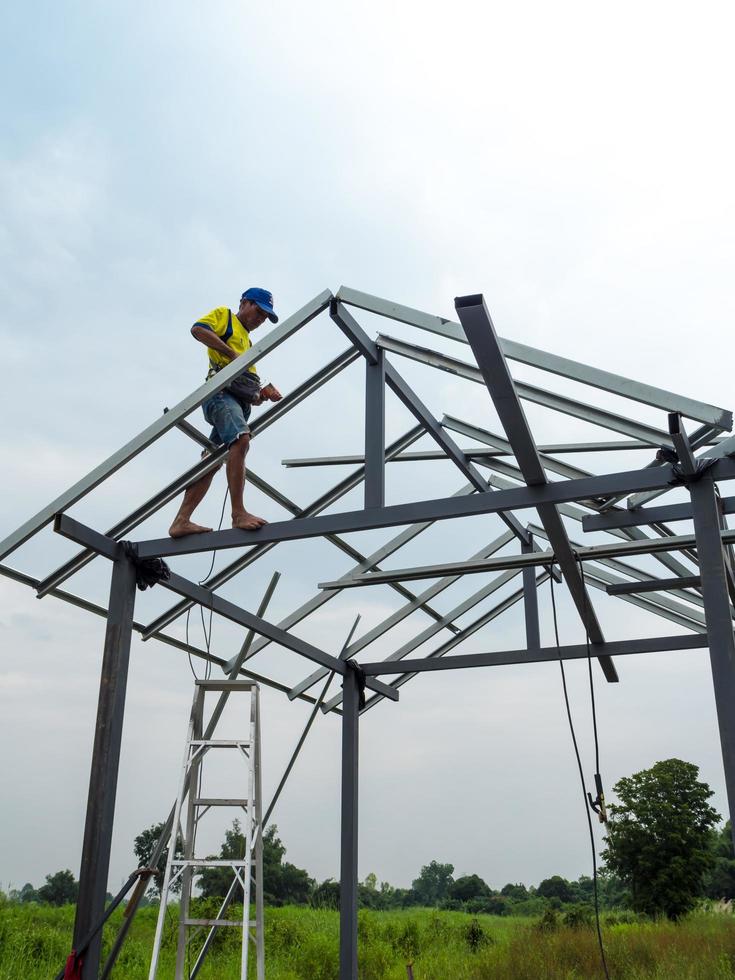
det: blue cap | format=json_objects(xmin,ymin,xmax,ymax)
[{"xmin": 242, "ymin": 287, "xmax": 278, "ymax": 323}]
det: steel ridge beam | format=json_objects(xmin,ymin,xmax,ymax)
[
  {"xmin": 133, "ymin": 457, "xmax": 735, "ymax": 560},
  {"xmin": 53, "ymin": 515, "xmax": 399, "ymax": 703},
  {"xmin": 454, "ymin": 293, "xmax": 615, "ymax": 682},
  {"xmin": 376, "ymin": 333, "xmax": 674, "ymax": 449},
  {"xmin": 330, "ymin": 301, "xmax": 530, "ymax": 544},
  {"xmin": 359, "ymin": 633, "xmax": 709, "ymax": 675},
  {"xmin": 0, "ymin": 290, "xmax": 333, "ymax": 564},
  {"xmin": 336, "ymin": 286, "xmax": 732, "ymax": 430}
]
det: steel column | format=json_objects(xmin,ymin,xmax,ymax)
[
  {"xmin": 690, "ymin": 476, "xmax": 735, "ymax": 851},
  {"xmin": 364, "ymin": 350, "xmax": 386, "ymax": 508},
  {"xmin": 73, "ymin": 553, "xmax": 137, "ymax": 979},
  {"xmin": 339, "ymin": 668, "xmax": 360, "ymax": 980},
  {"xmin": 522, "ymin": 536, "xmax": 540, "ymax": 649}
]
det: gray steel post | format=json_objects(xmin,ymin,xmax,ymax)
[
  {"xmin": 72, "ymin": 552, "xmax": 137, "ymax": 979},
  {"xmin": 522, "ymin": 536, "xmax": 540, "ymax": 649},
  {"xmin": 339, "ymin": 668, "xmax": 360, "ymax": 980},
  {"xmin": 364, "ymin": 350, "xmax": 386, "ymax": 508},
  {"xmin": 690, "ymin": 476, "xmax": 735, "ymax": 851}
]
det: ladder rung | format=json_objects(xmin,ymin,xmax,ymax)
[
  {"xmin": 190, "ymin": 739, "xmax": 251, "ymax": 747},
  {"xmin": 172, "ymin": 859, "xmax": 252, "ymax": 867},
  {"xmin": 193, "ymin": 798, "xmax": 251, "ymax": 807},
  {"xmin": 185, "ymin": 918, "xmax": 244, "ymax": 927}
]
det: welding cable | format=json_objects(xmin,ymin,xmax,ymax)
[
  {"xmin": 185, "ymin": 486, "xmax": 229, "ymax": 681},
  {"xmin": 549, "ymin": 569, "xmax": 610, "ymax": 980}
]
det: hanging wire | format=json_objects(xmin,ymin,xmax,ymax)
[
  {"xmin": 185, "ymin": 486, "xmax": 229, "ymax": 681},
  {"xmin": 549, "ymin": 567, "xmax": 611, "ymax": 980}
]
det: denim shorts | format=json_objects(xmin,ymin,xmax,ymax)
[{"xmin": 202, "ymin": 391, "xmax": 251, "ymax": 448}]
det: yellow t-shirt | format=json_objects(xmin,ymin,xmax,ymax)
[{"xmin": 194, "ymin": 307, "xmax": 258, "ymax": 379}]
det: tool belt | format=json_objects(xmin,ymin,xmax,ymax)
[{"xmin": 226, "ymin": 369, "xmax": 262, "ymax": 406}]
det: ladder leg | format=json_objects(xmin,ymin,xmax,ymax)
[
  {"xmin": 254, "ymin": 689, "xmax": 265, "ymax": 980},
  {"xmin": 176, "ymin": 688, "xmax": 205, "ymax": 979}
]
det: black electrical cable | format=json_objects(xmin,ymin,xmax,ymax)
[
  {"xmin": 549, "ymin": 569, "xmax": 610, "ymax": 980},
  {"xmin": 185, "ymin": 486, "xmax": 229, "ymax": 681}
]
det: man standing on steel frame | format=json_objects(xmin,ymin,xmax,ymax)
[{"xmin": 168, "ymin": 288, "xmax": 283, "ymax": 538}]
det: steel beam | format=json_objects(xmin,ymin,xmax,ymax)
[
  {"xmin": 282, "ymin": 439, "xmax": 719, "ymax": 467},
  {"xmin": 364, "ymin": 350, "xmax": 386, "ymax": 508},
  {"xmin": 336, "ymin": 286, "xmax": 732, "ymax": 429},
  {"xmin": 134, "ymin": 458, "xmax": 735, "ymax": 560},
  {"xmin": 53, "ymin": 515, "xmax": 399, "ymax": 703},
  {"xmin": 339, "ymin": 668, "xmax": 360, "ymax": 980},
  {"xmin": 454, "ymin": 293, "xmax": 615, "ymax": 682},
  {"xmin": 73, "ymin": 553, "xmax": 137, "ymax": 980},
  {"xmin": 583, "ymin": 496, "xmax": 735, "ymax": 532},
  {"xmin": 360, "ymin": 633, "xmax": 709, "ymax": 675},
  {"xmin": 690, "ymin": 476, "xmax": 735, "ymax": 851},
  {"xmin": 0, "ymin": 290, "xmax": 332, "ymax": 563},
  {"xmin": 605, "ymin": 576, "xmax": 702, "ymax": 596},
  {"xmin": 522, "ymin": 535, "xmax": 540, "ymax": 649}
]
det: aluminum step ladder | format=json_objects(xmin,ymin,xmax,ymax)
[{"xmin": 148, "ymin": 680, "xmax": 264, "ymax": 980}]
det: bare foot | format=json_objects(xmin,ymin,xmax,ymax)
[
  {"xmin": 232, "ymin": 511, "xmax": 268, "ymax": 530},
  {"xmin": 168, "ymin": 517, "xmax": 213, "ymax": 538}
]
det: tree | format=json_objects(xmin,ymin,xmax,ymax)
[
  {"xmin": 449, "ymin": 874, "xmax": 491, "ymax": 902},
  {"xmin": 500, "ymin": 882, "xmax": 528, "ymax": 901},
  {"xmin": 602, "ymin": 758, "xmax": 720, "ymax": 919},
  {"xmin": 411, "ymin": 861, "xmax": 454, "ymax": 906},
  {"xmin": 537, "ymin": 875, "xmax": 574, "ymax": 903},
  {"xmin": 199, "ymin": 822, "xmax": 313, "ymax": 905},
  {"xmin": 134, "ymin": 822, "xmax": 184, "ymax": 895},
  {"xmin": 704, "ymin": 820, "xmax": 735, "ymax": 901},
  {"xmin": 38, "ymin": 870, "xmax": 78, "ymax": 906}
]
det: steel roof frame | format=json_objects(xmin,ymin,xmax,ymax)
[{"xmin": 3, "ymin": 285, "xmax": 735, "ymax": 980}]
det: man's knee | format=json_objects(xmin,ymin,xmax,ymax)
[{"xmin": 230, "ymin": 433, "xmax": 250, "ymax": 456}]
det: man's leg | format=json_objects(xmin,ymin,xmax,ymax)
[
  {"xmin": 227, "ymin": 434, "xmax": 267, "ymax": 530},
  {"xmin": 168, "ymin": 467, "xmax": 220, "ymax": 538}
]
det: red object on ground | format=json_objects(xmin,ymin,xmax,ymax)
[{"xmin": 63, "ymin": 950, "xmax": 83, "ymax": 980}]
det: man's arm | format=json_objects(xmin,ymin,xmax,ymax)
[{"xmin": 191, "ymin": 324, "xmax": 238, "ymax": 361}]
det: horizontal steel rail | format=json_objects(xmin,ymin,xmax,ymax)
[
  {"xmin": 133, "ymin": 457, "xmax": 735, "ymax": 559},
  {"xmin": 360, "ymin": 633, "xmax": 709, "ymax": 675}
]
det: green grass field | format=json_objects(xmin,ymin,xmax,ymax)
[{"xmin": 1, "ymin": 903, "xmax": 735, "ymax": 979}]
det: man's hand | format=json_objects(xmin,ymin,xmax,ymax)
[{"xmin": 259, "ymin": 383, "xmax": 282, "ymax": 402}]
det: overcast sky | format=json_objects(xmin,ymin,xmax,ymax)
[{"xmin": 2, "ymin": 1, "xmax": 735, "ymax": 900}]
